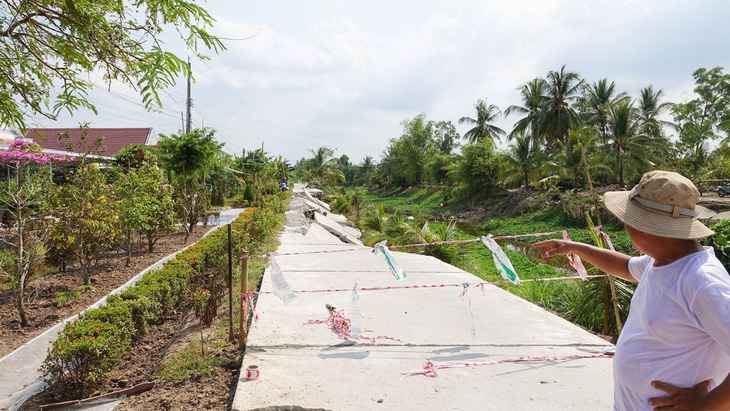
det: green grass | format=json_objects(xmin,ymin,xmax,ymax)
[
  {"xmin": 479, "ymin": 208, "xmax": 636, "ymax": 256},
  {"xmin": 155, "ymin": 338, "xmax": 225, "ymax": 380},
  {"xmin": 364, "ymin": 188, "xmax": 445, "ymax": 215}
]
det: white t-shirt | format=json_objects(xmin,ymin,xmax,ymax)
[{"xmin": 613, "ymin": 248, "xmax": 730, "ymax": 411}]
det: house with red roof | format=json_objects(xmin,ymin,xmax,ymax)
[{"xmin": 23, "ymin": 127, "xmax": 157, "ymax": 158}]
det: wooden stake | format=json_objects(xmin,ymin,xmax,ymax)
[
  {"xmin": 239, "ymin": 249, "xmax": 249, "ymax": 351},
  {"xmin": 228, "ymin": 224, "xmax": 233, "ymax": 342}
]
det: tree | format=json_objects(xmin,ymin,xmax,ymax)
[
  {"xmin": 673, "ymin": 67, "xmax": 730, "ymax": 153},
  {"xmin": 50, "ymin": 163, "xmax": 121, "ymax": 286},
  {"xmin": 115, "ymin": 161, "xmax": 176, "ymax": 265},
  {"xmin": 459, "ymin": 99, "xmax": 506, "ymax": 144},
  {"xmin": 380, "ymin": 114, "xmax": 436, "ymax": 187},
  {"xmin": 449, "ymin": 139, "xmax": 500, "ymax": 200},
  {"xmin": 0, "ymin": 140, "xmax": 72, "ymax": 326},
  {"xmin": 554, "ymin": 128, "xmax": 599, "ymax": 189},
  {"xmin": 235, "ymin": 148, "xmax": 273, "ymax": 203},
  {"xmin": 542, "ymin": 65, "xmax": 584, "ymax": 149},
  {"xmin": 425, "ymin": 153, "xmax": 456, "ymax": 185},
  {"xmin": 607, "ymin": 100, "xmax": 656, "ymax": 187},
  {"xmin": 503, "ymin": 133, "xmax": 545, "ymax": 188},
  {"xmin": 636, "ymin": 85, "xmax": 675, "ymax": 139},
  {"xmin": 114, "ymin": 144, "xmax": 162, "ymax": 170},
  {"xmin": 303, "ymin": 147, "xmax": 345, "ymax": 187},
  {"xmin": 157, "ymin": 128, "xmax": 223, "ymax": 241},
  {"xmin": 433, "ymin": 121, "xmax": 460, "ymax": 155},
  {"xmin": 505, "ymin": 77, "xmax": 549, "ymax": 144},
  {"xmin": 355, "ymin": 156, "xmax": 376, "ymax": 185},
  {"xmin": 579, "ymin": 78, "xmax": 627, "ymax": 142},
  {"xmin": 0, "ymin": 0, "xmax": 224, "ymax": 128}
]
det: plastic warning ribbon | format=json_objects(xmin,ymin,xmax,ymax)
[
  {"xmin": 562, "ymin": 231, "xmax": 588, "ymax": 280},
  {"xmin": 242, "ymin": 230, "xmax": 618, "ymax": 258},
  {"xmin": 305, "ymin": 309, "xmax": 353, "ymax": 340},
  {"xmin": 350, "ymin": 283, "xmax": 362, "ymax": 341},
  {"xmin": 240, "ymin": 291, "xmax": 259, "ymax": 322},
  {"xmin": 402, "ymin": 353, "xmax": 614, "ymax": 378},
  {"xmin": 460, "ymin": 283, "xmax": 476, "ymax": 336},
  {"xmin": 303, "ymin": 309, "xmax": 401, "ymax": 344},
  {"xmin": 252, "ymin": 275, "xmax": 609, "ymax": 295},
  {"xmin": 269, "ymin": 253, "xmax": 297, "ymax": 304},
  {"xmin": 374, "ymin": 240, "xmax": 407, "ymax": 281},
  {"xmin": 592, "ymin": 226, "xmax": 616, "ymax": 251},
  {"xmin": 481, "ymin": 235, "xmax": 520, "ymax": 284}
]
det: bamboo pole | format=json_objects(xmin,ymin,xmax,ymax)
[
  {"xmin": 239, "ymin": 250, "xmax": 249, "ymax": 351},
  {"xmin": 582, "ymin": 145, "xmax": 623, "ymax": 334}
]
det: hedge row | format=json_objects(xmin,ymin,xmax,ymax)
[{"xmin": 41, "ymin": 193, "xmax": 285, "ymax": 392}]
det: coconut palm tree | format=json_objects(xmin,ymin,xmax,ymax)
[
  {"xmin": 459, "ymin": 98, "xmax": 506, "ymax": 144},
  {"xmin": 306, "ymin": 147, "xmax": 345, "ymax": 187},
  {"xmin": 636, "ymin": 85, "xmax": 675, "ymax": 138},
  {"xmin": 607, "ymin": 100, "xmax": 657, "ymax": 187},
  {"xmin": 579, "ymin": 78, "xmax": 628, "ymax": 142},
  {"xmin": 503, "ymin": 133, "xmax": 545, "ymax": 188},
  {"xmin": 505, "ymin": 77, "xmax": 549, "ymax": 144},
  {"xmin": 356, "ymin": 156, "xmax": 376, "ymax": 185},
  {"xmin": 542, "ymin": 65, "xmax": 584, "ymax": 149},
  {"xmin": 554, "ymin": 127, "xmax": 600, "ymax": 189}
]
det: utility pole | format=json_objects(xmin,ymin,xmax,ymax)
[{"xmin": 185, "ymin": 57, "xmax": 192, "ymax": 134}]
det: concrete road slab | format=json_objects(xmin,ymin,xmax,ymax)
[{"xmin": 232, "ymin": 226, "xmax": 615, "ymax": 410}]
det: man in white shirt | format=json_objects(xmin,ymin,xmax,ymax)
[{"xmin": 534, "ymin": 170, "xmax": 730, "ymax": 410}]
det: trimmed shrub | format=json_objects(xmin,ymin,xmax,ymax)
[{"xmin": 41, "ymin": 193, "xmax": 283, "ymax": 391}]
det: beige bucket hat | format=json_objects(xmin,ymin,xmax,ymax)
[{"xmin": 604, "ymin": 170, "xmax": 714, "ymax": 239}]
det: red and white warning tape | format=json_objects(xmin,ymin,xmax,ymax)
[{"xmin": 402, "ymin": 353, "xmax": 614, "ymax": 377}]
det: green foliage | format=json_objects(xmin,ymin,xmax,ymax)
[
  {"xmin": 424, "ymin": 153, "xmax": 456, "ymax": 185},
  {"xmin": 672, "ymin": 67, "xmax": 730, "ymax": 150},
  {"xmin": 155, "ymin": 340, "xmax": 224, "ymax": 380},
  {"xmin": 41, "ymin": 194, "xmax": 285, "ymax": 392},
  {"xmin": 297, "ymin": 147, "xmax": 345, "ymax": 188},
  {"xmin": 56, "ymin": 289, "xmax": 81, "ymax": 307},
  {"xmin": 706, "ymin": 219, "xmax": 730, "ymax": 267},
  {"xmin": 0, "ymin": 0, "xmax": 224, "ymax": 129},
  {"xmin": 114, "ymin": 161, "xmax": 176, "ymax": 254},
  {"xmin": 449, "ymin": 139, "xmax": 500, "ymax": 200},
  {"xmin": 378, "ymin": 114, "xmax": 437, "ymax": 188},
  {"xmin": 49, "ymin": 164, "xmax": 121, "ymax": 285},
  {"xmin": 364, "ymin": 187, "xmax": 445, "ymax": 215},
  {"xmin": 41, "ymin": 319, "xmax": 131, "ymax": 395},
  {"xmin": 55, "ymin": 286, "xmax": 96, "ymax": 307},
  {"xmin": 114, "ymin": 145, "xmax": 161, "ymax": 169},
  {"xmin": 459, "ymin": 98, "xmax": 506, "ymax": 144},
  {"xmin": 193, "ymin": 286, "xmax": 211, "ymax": 309},
  {"xmin": 157, "ymin": 127, "xmax": 224, "ymax": 239}
]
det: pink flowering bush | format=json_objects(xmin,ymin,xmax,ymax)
[
  {"xmin": 0, "ymin": 140, "xmax": 75, "ymax": 326},
  {"xmin": 0, "ymin": 140, "xmax": 74, "ymax": 166}
]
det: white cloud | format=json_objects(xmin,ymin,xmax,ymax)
[{"xmin": 44, "ymin": 0, "xmax": 730, "ymax": 162}]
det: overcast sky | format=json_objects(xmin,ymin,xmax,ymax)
[{"xmin": 43, "ymin": 0, "xmax": 730, "ymax": 164}]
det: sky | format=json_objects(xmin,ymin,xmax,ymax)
[{"xmin": 41, "ymin": 0, "xmax": 730, "ymax": 164}]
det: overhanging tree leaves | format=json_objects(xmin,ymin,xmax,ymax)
[{"xmin": 0, "ymin": 0, "xmax": 225, "ymax": 128}]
